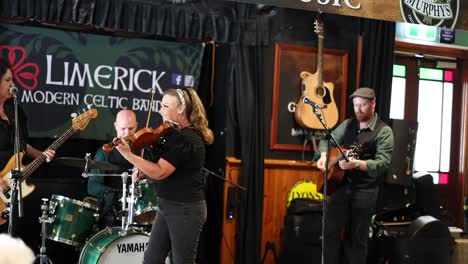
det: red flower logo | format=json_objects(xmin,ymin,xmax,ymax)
[{"xmin": 0, "ymin": 45, "xmax": 40, "ymax": 90}]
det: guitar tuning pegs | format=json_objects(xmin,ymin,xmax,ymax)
[
  {"xmin": 71, "ymin": 113, "xmax": 78, "ymax": 118},
  {"xmin": 87, "ymin": 105, "xmax": 92, "ymax": 110}
]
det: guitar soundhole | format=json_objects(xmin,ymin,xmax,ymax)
[
  {"xmin": 315, "ymin": 86, "xmax": 326, "ymax": 97},
  {"xmin": 316, "ymin": 86, "xmax": 332, "ymax": 104}
]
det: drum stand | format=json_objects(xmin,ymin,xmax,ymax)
[
  {"xmin": 82, "ymin": 171, "xmax": 134, "ymax": 234},
  {"xmin": 37, "ymin": 198, "xmax": 54, "ymax": 264},
  {"xmin": 119, "ymin": 172, "xmax": 136, "ymax": 234},
  {"xmin": 125, "ymin": 181, "xmax": 137, "ymax": 231},
  {"xmin": 121, "ymin": 174, "xmax": 141, "ymax": 234}
]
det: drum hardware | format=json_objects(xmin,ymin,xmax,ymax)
[
  {"xmin": 120, "ymin": 171, "xmax": 130, "ymax": 234},
  {"xmin": 125, "ymin": 181, "xmax": 137, "ymax": 231},
  {"xmin": 83, "ymin": 169, "xmax": 159, "ymax": 230},
  {"xmin": 55, "ymin": 157, "xmax": 121, "ymax": 171},
  {"xmin": 37, "ymin": 198, "xmax": 55, "ymax": 264},
  {"xmin": 81, "ymin": 171, "xmax": 135, "ymax": 233}
]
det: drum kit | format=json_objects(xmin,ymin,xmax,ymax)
[{"xmin": 36, "ymin": 156, "xmax": 159, "ymax": 264}]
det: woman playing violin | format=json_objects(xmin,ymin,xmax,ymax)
[{"xmin": 116, "ymin": 88, "xmax": 214, "ymax": 264}]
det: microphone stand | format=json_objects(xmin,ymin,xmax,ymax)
[
  {"xmin": 37, "ymin": 198, "xmax": 54, "ymax": 264},
  {"xmin": 202, "ymin": 167, "xmax": 246, "ymax": 192},
  {"xmin": 306, "ymin": 103, "xmax": 348, "ymax": 264},
  {"xmin": 8, "ymin": 92, "xmax": 23, "ymax": 236}
]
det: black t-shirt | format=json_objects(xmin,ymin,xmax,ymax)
[
  {"xmin": 0, "ymin": 99, "xmax": 29, "ymax": 169},
  {"xmin": 156, "ymin": 127, "xmax": 206, "ymax": 202}
]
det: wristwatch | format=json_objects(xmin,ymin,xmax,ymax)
[{"xmin": 355, "ymin": 160, "xmax": 360, "ymax": 170}]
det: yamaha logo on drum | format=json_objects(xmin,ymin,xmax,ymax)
[
  {"xmin": 400, "ymin": 0, "xmax": 460, "ymax": 29},
  {"xmin": 117, "ymin": 242, "xmax": 148, "ymax": 253}
]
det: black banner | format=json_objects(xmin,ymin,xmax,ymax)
[{"xmin": 0, "ymin": 24, "xmax": 204, "ymax": 140}]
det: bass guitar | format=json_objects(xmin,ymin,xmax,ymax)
[
  {"xmin": 0, "ymin": 109, "xmax": 98, "ymax": 225},
  {"xmin": 294, "ymin": 16, "xmax": 339, "ymax": 129},
  {"xmin": 316, "ymin": 144, "xmax": 362, "ymax": 194}
]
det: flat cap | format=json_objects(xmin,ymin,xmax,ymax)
[{"xmin": 349, "ymin": 87, "xmax": 375, "ymax": 100}]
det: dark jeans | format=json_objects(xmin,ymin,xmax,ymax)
[
  {"xmin": 324, "ymin": 185, "xmax": 378, "ymax": 264},
  {"xmin": 143, "ymin": 198, "xmax": 207, "ymax": 264}
]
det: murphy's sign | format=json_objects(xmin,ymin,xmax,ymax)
[{"xmin": 230, "ymin": 0, "xmax": 467, "ymax": 31}]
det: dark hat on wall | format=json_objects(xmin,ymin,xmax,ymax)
[{"xmin": 349, "ymin": 87, "xmax": 375, "ymax": 100}]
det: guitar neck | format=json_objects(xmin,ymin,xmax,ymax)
[
  {"xmin": 328, "ymin": 154, "xmax": 342, "ymax": 169},
  {"xmin": 21, "ymin": 126, "xmax": 78, "ymax": 181},
  {"xmin": 317, "ymin": 35, "xmax": 324, "ymax": 85}
]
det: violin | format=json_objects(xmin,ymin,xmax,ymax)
[{"xmin": 102, "ymin": 120, "xmax": 179, "ymax": 153}]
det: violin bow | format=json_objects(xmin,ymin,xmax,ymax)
[{"xmin": 140, "ymin": 88, "xmax": 156, "ymax": 156}]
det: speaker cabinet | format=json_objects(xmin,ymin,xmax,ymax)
[
  {"xmin": 386, "ymin": 119, "xmax": 418, "ymax": 186},
  {"xmin": 369, "ymin": 216, "xmax": 453, "ymax": 264}
]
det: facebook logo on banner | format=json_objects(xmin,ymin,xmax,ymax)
[
  {"xmin": 184, "ymin": 75, "xmax": 194, "ymax": 87},
  {"xmin": 171, "ymin": 74, "xmax": 183, "ymax": 86}
]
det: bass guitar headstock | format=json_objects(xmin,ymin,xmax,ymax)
[{"xmin": 72, "ymin": 109, "xmax": 98, "ymax": 131}]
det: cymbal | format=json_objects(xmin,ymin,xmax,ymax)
[{"xmin": 55, "ymin": 157, "xmax": 121, "ymax": 171}]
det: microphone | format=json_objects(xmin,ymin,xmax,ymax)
[
  {"xmin": 302, "ymin": 96, "xmax": 323, "ymax": 109},
  {"xmin": 9, "ymin": 87, "xmax": 18, "ymax": 97}
]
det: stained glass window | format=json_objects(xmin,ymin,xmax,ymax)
[{"xmin": 391, "ymin": 65, "xmax": 453, "ymax": 184}]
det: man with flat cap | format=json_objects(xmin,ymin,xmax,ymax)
[{"xmin": 316, "ymin": 87, "xmax": 394, "ymax": 264}]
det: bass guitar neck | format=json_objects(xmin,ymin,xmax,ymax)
[{"xmin": 0, "ymin": 108, "xmax": 98, "ymax": 225}]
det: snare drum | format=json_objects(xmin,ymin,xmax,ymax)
[
  {"xmin": 47, "ymin": 194, "xmax": 99, "ymax": 246},
  {"xmin": 134, "ymin": 179, "xmax": 158, "ymax": 225},
  {"xmin": 79, "ymin": 227, "xmax": 149, "ymax": 264}
]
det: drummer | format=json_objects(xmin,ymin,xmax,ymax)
[{"xmin": 87, "ymin": 109, "xmax": 139, "ymax": 228}]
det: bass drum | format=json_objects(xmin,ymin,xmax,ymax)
[{"xmin": 79, "ymin": 227, "xmax": 149, "ymax": 264}]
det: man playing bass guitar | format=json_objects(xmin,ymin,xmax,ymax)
[{"xmin": 316, "ymin": 87, "xmax": 393, "ymax": 264}]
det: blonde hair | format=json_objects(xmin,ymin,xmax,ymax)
[
  {"xmin": 0, "ymin": 234, "xmax": 35, "ymax": 264},
  {"xmin": 164, "ymin": 88, "xmax": 214, "ymax": 144}
]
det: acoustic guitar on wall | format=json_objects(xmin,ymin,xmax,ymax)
[{"xmin": 294, "ymin": 16, "xmax": 339, "ymax": 130}]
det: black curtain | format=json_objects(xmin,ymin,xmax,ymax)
[
  {"xmin": 228, "ymin": 45, "xmax": 265, "ymax": 264},
  {"xmin": 359, "ymin": 18, "xmax": 396, "ymax": 123},
  {"xmin": 0, "ymin": 0, "xmax": 241, "ymax": 43},
  {"xmin": 227, "ymin": 7, "xmax": 269, "ymax": 264}
]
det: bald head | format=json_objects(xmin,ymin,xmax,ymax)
[{"xmin": 114, "ymin": 110, "xmax": 138, "ymax": 138}]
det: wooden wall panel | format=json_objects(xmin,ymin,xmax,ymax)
[
  {"xmin": 261, "ymin": 160, "xmax": 322, "ymax": 264},
  {"xmin": 220, "ymin": 157, "xmax": 323, "ymax": 264}
]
